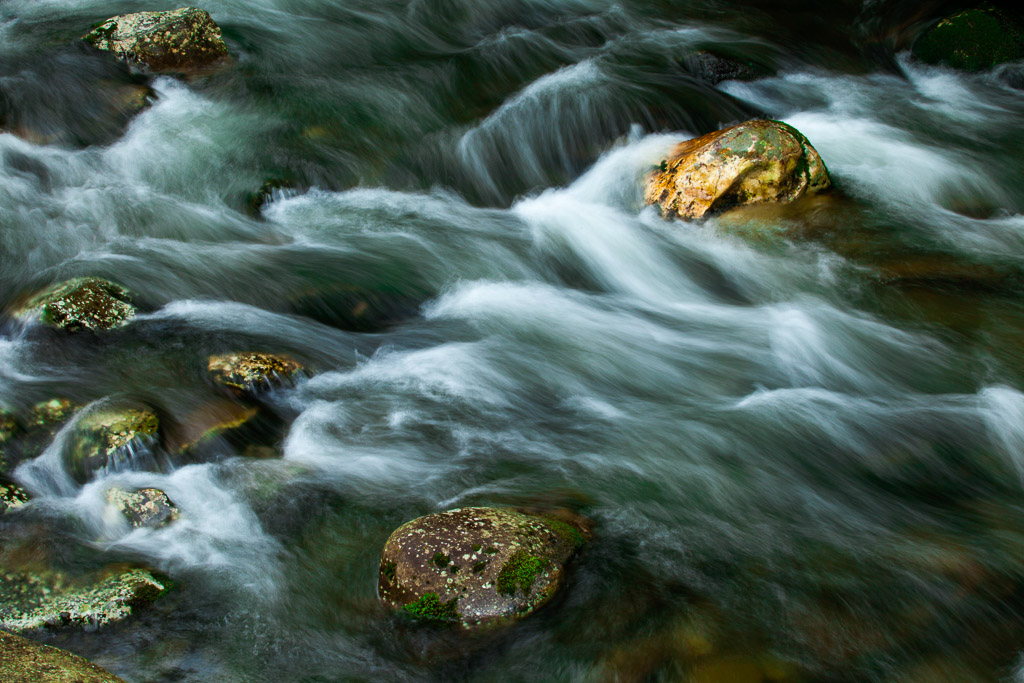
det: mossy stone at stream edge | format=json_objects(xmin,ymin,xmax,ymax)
[
  {"xmin": 913, "ymin": 7, "xmax": 1024, "ymax": 72},
  {"xmin": 0, "ymin": 629, "xmax": 126, "ymax": 682},
  {"xmin": 379, "ymin": 507, "xmax": 588, "ymax": 629},
  {"xmin": 15, "ymin": 278, "xmax": 135, "ymax": 332}
]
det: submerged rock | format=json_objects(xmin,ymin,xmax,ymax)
[
  {"xmin": 208, "ymin": 352, "xmax": 303, "ymax": 392},
  {"xmin": 913, "ymin": 7, "xmax": 1024, "ymax": 72},
  {"xmin": 83, "ymin": 7, "xmax": 229, "ymax": 73},
  {"xmin": 66, "ymin": 405, "xmax": 160, "ymax": 484},
  {"xmin": 682, "ymin": 50, "xmax": 772, "ymax": 85},
  {"xmin": 0, "ymin": 629, "xmax": 126, "ymax": 683},
  {"xmin": 105, "ymin": 487, "xmax": 179, "ymax": 529},
  {"xmin": 378, "ymin": 507, "xmax": 587, "ymax": 629},
  {"xmin": 0, "ymin": 567, "xmax": 166, "ymax": 633},
  {"xmin": 15, "ymin": 278, "xmax": 135, "ymax": 332},
  {"xmin": 165, "ymin": 398, "xmax": 261, "ymax": 455},
  {"xmin": 644, "ymin": 120, "xmax": 830, "ymax": 220}
]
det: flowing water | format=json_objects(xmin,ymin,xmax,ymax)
[{"xmin": 3, "ymin": 0, "xmax": 1024, "ymax": 680}]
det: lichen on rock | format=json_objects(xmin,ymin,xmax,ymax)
[
  {"xmin": 0, "ymin": 566, "xmax": 166, "ymax": 633},
  {"xmin": 644, "ymin": 119, "xmax": 831, "ymax": 220},
  {"xmin": 378, "ymin": 507, "xmax": 588, "ymax": 629},
  {"xmin": 83, "ymin": 7, "xmax": 229, "ymax": 73},
  {"xmin": 207, "ymin": 352, "xmax": 303, "ymax": 392},
  {"xmin": 1, "ymin": 481, "xmax": 29, "ymax": 513},
  {"xmin": 65, "ymin": 405, "xmax": 160, "ymax": 484},
  {"xmin": 15, "ymin": 278, "xmax": 135, "ymax": 331},
  {"xmin": 105, "ymin": 487, "xmax": 179, "ymax": 529}
]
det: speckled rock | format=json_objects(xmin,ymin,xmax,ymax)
[
  {"xmin": 66, "ymin": 405, "xmax": 159, "ymax": 484},
  {"xmin": 208, "ymin": 352, "xmax": 303, "ymax": 392},
  {"xmin": 0, "ymin": 629, "xmax": 126, "ymax": 683},
  {"xmin": 0, "ymin": 567, "xmax": 166, "ymax": 633},
  {"xmin": 644, "ymin": 120, "xmax": 831, "ymax": 220},
  {"xmin": 83, "ymin": 7, "xmax": 229, "ymax": 73},
  {"xmin": 16, "ymin": 278, "xmax": 135, "ymax": 331},
  {"xmin": 105, "ymin": 487, "xmax": 179, "ymax": 529},
  {"xmin": 913, "ymin": 7, "xmax": 1024, "ymax": 72},
  {"xmin": 0, "ymin": 482, "xmax": 29, "ymax": 513},
  {"xmin": 378, "ymin": 507, "xmax": 587, "ymax": 629}
]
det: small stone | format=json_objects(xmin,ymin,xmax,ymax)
[
  {"xmin": 83, "ymin": 7, "xmax": 229, "ymax": 73},
  {"xmin": 379, "ymin": 507, "xmax": 587, "ymax": 629},
  {"xmin": 0, "ymin": 629, "xmax": 126, "ymax": 682},
  {"xmin": 15, "ymin": 278, "xmax": 135, "ymax": 331},
  {"xmin": 644, "ymin": 120, "xmax": 830, "ymax": 220},
  {"xmin": 207, "ymin": 352, "xmax": 303, "ymax": 392},
  {"xmin": 66, "ymin": 405, "xmax": 160, "ymax": 484},
  {"xmin": 105, "ymin": 487, "xmax": 179, "ymax": 529}
]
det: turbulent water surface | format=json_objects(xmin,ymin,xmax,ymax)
[{"xmin": 4, "ymin": 0, "xmax": 1024, "ymax": 680}]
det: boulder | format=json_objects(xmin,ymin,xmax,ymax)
[
  {"xmin": 378, "ymin": 507, "xmax": 587, "ymax": 629},
  {"xmin": 66, "ymin": 405, "xmax": 160, "ymax": 484},
  {"xmin": 207, "ymin": 352, "xmax": 303, "ymax": 392},
  {"xmin": 644, "ymin": 120, "xmax": 831, "ymax": 220},
  {"xmin": 15, "ymin": 278, "xmax": 135, "ymax": 332},
  {"xmin": 913, "ymin": 7, "xmax": 1024, "ymax": 72},
  {"xmin": 105, "ymin": 487, "xmax": 179, "ymax": 529},
  {"xmin": 0, "ymin": 629, "xmax": 125, "ymax": 683},
  {"xmin": 83, "ymin": 7, "xmax": 229, "ymax": 73},
  {"xmin": 0, "ymin": 567, "xmax": 166, "ymax": 633}
]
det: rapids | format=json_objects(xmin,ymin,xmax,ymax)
[{"xmin": 3, "ymin": 0, "xmax": 1024, "ymax": 680}]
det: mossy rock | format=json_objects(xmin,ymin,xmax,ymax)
[
  {"xmin": 913, "ymin": 7, "xmax": 1024, "ymax": 72},
  {"xmin": 83, "ymin": 7, "xmax": 229, "ymax": 73},
  {"xmin": 0, "ymin": 566, "xmax": 167, "ymax": 633},
  {"xmin": 15, "ymin": 278, "xmax": 135, "ymax": 332},
  {"xmin": 105, "ymin": 487, "xmax": 178, "ymax": 529},
  {"xmin": 207, "ymin": 352, "xmax": 304, "ymax": 393},
  {"xmin": 645, "ymin": 120, "xmax": 830, "ymax": 221},
  {"xmin": 65, "ymin": 405, "xmax": 159, "ymax": 484},
  {"xmin": 0, "ymin": 629, "xmax": 125, "ymax": 683},
  {"xmin": 378, "ymin": 507, "xmax": 588, "ymax": 629}
]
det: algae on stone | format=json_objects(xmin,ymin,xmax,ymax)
[
  {"xmin": 378, "ymin": 507, "xmax": 588, "ymax": 629},
  {"xmin": 83, "ymin": 7, "xmax": 228, "ymax": 73},
  {"xmin": 644, "ymin": 120, "xmax": 831, "ymax": 220},
  {"xmin": 16, "ymin": 278, "xmax": 135, "ymax": 331}
]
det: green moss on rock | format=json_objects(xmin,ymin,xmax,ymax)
[
  {"xmin": 66, "ymin": 405, "xmax": 160, "ymax": 484},
  {"xmin": 0, "ymin": 630, "xmax": 126, "ymax": 682},
  {"xmin": 402, "ymin": 593, "xmax": 459, "ymax": 622},
  {"xmin": 496, "ymin": 551, "xmax": 547, "ymax": 596}
]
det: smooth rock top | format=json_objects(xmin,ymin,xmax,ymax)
[
  {"xmin": 208, "ymin": 352, "xmax": 303, "ymax": 392},
  {"xmin": 379, "ymin": 507, "xmax": 587, "ymax": 629},
  {"xmin": 0, "ymin": 629, "xmax": 126, "ymax": 683},
  {"xmin": 66, "ymin": 405, "xmax": 160, "ymax": 484},
  {"xmin": 16, "ymin": 278, "xmax": 135, "ymax": 331},
  {"xmin": 913, "ymin": 7, "xmax": 1024, "ymax": 72},
  {"xmin": 83, "ymin": 7, "xmax": 228, "ymax": 72},
  {"xmin": 105, "ymin": 487, "xmax": 179, "ymax": 529},
  {"xmin": 644, "ymin": 119, "xmax": 831, "ymax": 220}
]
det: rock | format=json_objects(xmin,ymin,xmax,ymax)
[
  {"xmin": 66, "ymin": 405, "xmax": 160, "ymax": 484},
  {"xmin": 1, "ymin": 409, "xmax": 17, "ymax": 473},
  {"xmin": 15, "ymin": 278, "xmax": 135, "ymax": 332},
  {"xmin": 207, "ymin": 352, "xmax": 303, "ymax": 392},
  {"xmin": 28, "ymin": 399, "xmax": 82, "ymax": 432},
  {"xmin": 682, "ymin": 51, "xmax": 771, "ymax": 85},
  {"xmin": 83, "ymin": 7, "xmax": 229, "ymax": 73},
  {"xmin": 378, "ymin": 507, "xmax": 587, "ymax": 629},
  {"xmin": 0, "ymin": 629, "xmax": 126, "ymax": 683},
  {"xmin": 246, "ymin": 178, "xmax": 298, "ymax": 217},
  {"xmin": 0, "ymin": 482, "xmax": 29, "ymax": 514},
  {"xmin": 644, "ymin": 120, "xmax": 831, "ymax": 220},
  {"xmin": 0, "ymin": 567, "xmax": 166, "ymax": 633},
  {"xmin": 105, "ymin": 487, "xmax": 178, "ymax": 529},
  {"xmin": 164, "ymin": 398, "xmax": 260, "ymax": 455},
  {"xmin": 913, "ymin": 7, "xmax": 1024, "ymax": 72}
]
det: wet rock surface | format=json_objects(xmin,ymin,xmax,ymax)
[
  {"xmin": 105, "ymin": 487, "xmax": 179, "ymax": 529},
  {"xmin": 15, "ymin": 278, "xmax": 136, "ymax": 332},
  {"xmin": 682, "ymin": 51, "xmax": 772, "ymax": 85},
  {"xmin": 0, "ymin": 567, "xmax": 166, "ymax": 633},
  {"xmin": 0, "ymin": 629, "xmax": 125, "ymax": 683},
  {"xmin": 379, "ymin": 507, "xmax": 587, "ymax": 629},
  {"xmin": 208, "ymin": 352, "xmax": 303, "ymax": 392},
  {"xmin": 66, "ymin": 405, "xmax": 160, "ymax": 484},
  {"xmin": 0, "ymin": 482, "xmax": 29, "ymax": 514},
  {"xmin": 644, "ymin": 120, "xmax": 831, "ymax": 220},
  {"xmin": 83, "ymin": 7, "xmax": 229, "ymax": 73},
  {"xmin": 913, "ymin": 6, "xmax": 1024, "ymax": 72}
]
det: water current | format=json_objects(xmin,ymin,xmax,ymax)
[{"xmin": 3, "ymin": 0, "xmax": 1024, "ymax": 680}]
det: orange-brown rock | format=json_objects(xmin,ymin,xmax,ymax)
[{"xmin": 645, "ymin": 120, "xmax": 830, "ymax": 220}]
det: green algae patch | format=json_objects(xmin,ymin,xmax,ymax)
[
  {"xmin": 403, "ymin": 593, "xmax": 459, "ymax": 622},
  {"xmin": 496, "ymin": 551, "xmax": 547, "ymax": 596},
  {"xmin": 914, "ymin": 7, "xmax": 1024, "ymax": 72}
]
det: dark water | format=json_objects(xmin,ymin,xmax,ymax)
[{"xmin": 3, "ymin": 0, "xmax": 1024, "ymax": 680}]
